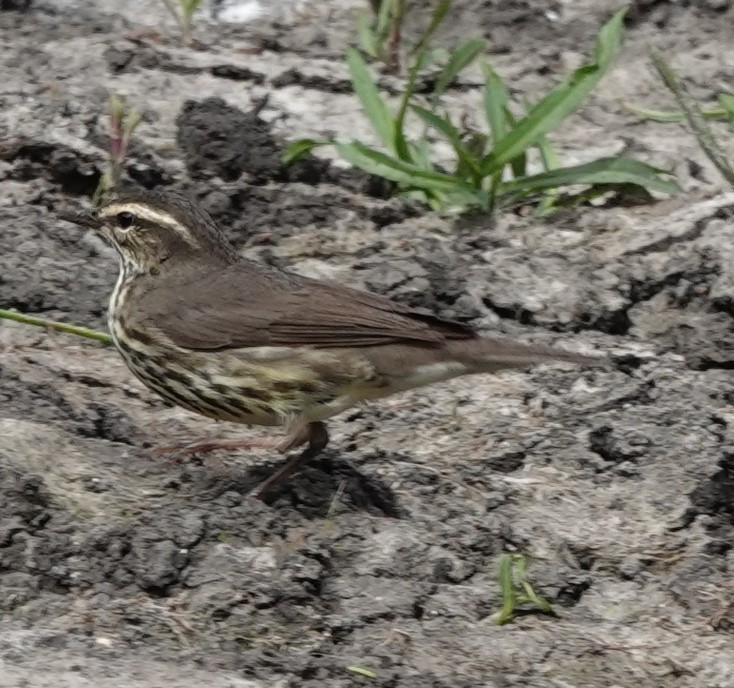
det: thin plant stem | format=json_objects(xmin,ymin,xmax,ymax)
[
  {"xmin": 651, "ymin": 51, "xmax": 734, "ymax": 189},
  {"xmin": 159, "ymin": 0, "xmax": 186, "ymax": 35},
  {"xmin": 393, "ymin": 0, "xmax": 450, "ymax": 157},
  {"xmin": 387, "ymin": 0, "xmax": 405, "ymax": 74},
  {"xmin": 0, "ymin": 309, "xmax": 113, "ymax": 345},
  {"xmin": 159, "ymin": 0, "xmax": 196, "ymax": 44}
]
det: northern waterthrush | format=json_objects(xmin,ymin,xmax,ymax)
[{"xmin": 61, "ymin": 190, "xmax": 600, "ymax": 496}]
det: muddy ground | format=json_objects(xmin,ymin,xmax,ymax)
[{"xmin": 1, "ymin": 0, "xmax": 734, "ymax": 686}]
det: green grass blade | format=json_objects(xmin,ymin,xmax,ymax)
[
  {"xmin": 0, "ymin": 309, "xmax": 113, "ymax": 345},
  {"xmin": 480, "ymin": 7, "xmax": 628, "ymax": 176},
  {"xmin": 336, "ymin": 142, "xmax": 488, "ymax": 210},
  {"xmin": 537, "ymin": 134, "xmax": 560, "ymax": 172},
  {"xmin": 496, "ymin": 554, "xmax": 519, "ymax": 625},
  {"xmin": 335, "ymin": 141, "xmax": 466, "ymax": 192},
  {"xmin": 535, "ymin": 132, "xmax": 562, "ymax": 214},
  {"xmin": 282, "ymin": 139, "xmax": 330, "ymax": 164},
  {"xmin": 718, "ymin": 92, "xmax": 734, "ymax": 116},
  {"xmin": 122, "ymin": 109, "xmax": 142, "ymax": 139},
  {"xmin": 407, "ymin": 0, "xmax": 451, "ymax": 58},
  {"xmin": 623, "ymin": 103, "xmax": 686, "ymax": 122},
  {"xmin": 482, "ymin": 64, "xmax": 529, "ymax": 178},
  {"xmin": 446, "ymin": 186, "xmax": 490, "ymax": 210},
  {"xmin": 434, "ymin": 38, "xmax": 487, "ymax": 96},
  {"xmin": 520, "ymin": 580, "xmax": 555, "ymax": 614},
  {"xmin": 411, "ymin": 105, "xmax": 482, "ymax": 180},
  {"xmin": 498, "ymin": 156, "xmax": 677, "ymax": 196},
  {"xmin": 718, "ymin": 92, "xmax": 734, "ymax": 131},
  {"xmin": 376, "ymin": 0, "xmax": 396, "ymax": 35},
  {"xmin": 502, "ymin": 105, "xmax": 527, "ymax": 178},
  {"xmin": 393, "ymin": 0, "xmax": 452, "ymax": 161},
  {"xmin": 482, "ymin": 62, "xmax": 509, "ymax": 143},
  {"xmin": 347, "ymin": 666, "xmax": 377, "ymax": 679},
  {"xmin": 481, "ymin": 63, "xmax": 518, "ymax": 189},
  {"xmin": 346, "ymin": 47, "xmax": 396, "ymax": 152},
  {"xmin": 408, "ymin": 138, "xmax": 435, "ymax": 171},
  {"xmin": 182, "ymin": 0, "xmax": 203, "ymax": 17},
  {"xmin": 623, "ymin": 102, "xmax": 727, "ymax": 123},
  {"xmin": 356, "ymin": 11, "xmax": 380, "ymax": 58},
  {"xmin": 494, "ymin": 554, "xmax": 556, "ymax": 625},
  {"xmin": 515, "ymin": 555, "xmax": 555, "ymax": 615}
]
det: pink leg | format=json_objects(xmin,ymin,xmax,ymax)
[
  {"xmin": 251, "ymin": 421, "xmax": 330, "ymax": 499},
  {"xmin": 152, "ymin": 435, "xmax": 283, "ymax": 462},
  {"xmin": 151, "ymin": 422, "xmax": 330, "ymax": 497}
]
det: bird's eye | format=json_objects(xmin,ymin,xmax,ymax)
[{"xmin": 116, "ymin": 212, "xmax": 136, "ymax": 229}]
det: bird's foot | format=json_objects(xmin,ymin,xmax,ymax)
[{"xmin": 150, "ymin": 422, "xmax": 330, "ymax": 499}]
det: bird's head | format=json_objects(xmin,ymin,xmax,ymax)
[{"xmin": 61, "ymin": 190, "xmax": 238, "ymax": 276}]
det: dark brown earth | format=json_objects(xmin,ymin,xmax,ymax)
[{"xmin": 1, "ymin": 1, "xmax": 734, "ymax": 686}]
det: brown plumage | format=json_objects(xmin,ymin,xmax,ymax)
[{"xmin": 60, "ymin": 189, "xmax": 601, "ymax": 496}]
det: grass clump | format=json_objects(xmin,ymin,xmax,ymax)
[
  {"xmin": 494, "ymin": 553, "xmax": 556, "ymax": 625},
  {"xmin": 93, "ymin": 93, "xmax": 142, "ymax": 207},
  {"xmin": 285, "ymin": 4, "xmax": 677, "ymax": 215}
]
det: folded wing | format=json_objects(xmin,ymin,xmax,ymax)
[{"xmin": 137, "ymin": 262, "xmax": 477, "ymax": 351}]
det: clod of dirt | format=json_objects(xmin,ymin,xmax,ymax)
[
  {"xmin": 0, "ymin": 0, "xmax": 32, "ymax": 11},
  {"xmin": 175, "ymin": 96, "xmax": 328, "ymax": 185}
]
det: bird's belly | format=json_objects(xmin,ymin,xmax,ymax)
[
  {"xmin": 114, "ymin": 342, "xmax": 369, "ymax": 427},
  {"xmin": 130, "ymin": 359, "xmax": 283, "ymax": 425}
]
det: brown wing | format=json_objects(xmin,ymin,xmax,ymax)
[{"xmin": 137, "ymin": 261, "xmax": 477, "ymax": 351}]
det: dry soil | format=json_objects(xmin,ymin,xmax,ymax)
[{"xmin": 1, "ymin": 1, "xmax": 734, "ymax": 686}]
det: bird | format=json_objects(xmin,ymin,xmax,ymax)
[{"xmin": 60, "ymin": 189, "xmax": 600, "ymax": 497}]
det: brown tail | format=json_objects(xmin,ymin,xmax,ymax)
[{"xmin": 446, "ymin": 336, "xmax": 604, "ymax": 374}]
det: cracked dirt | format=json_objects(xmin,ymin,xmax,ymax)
[{"xmin": 1, "ymin": 0, "xmax": 734, "ymax": 686}]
